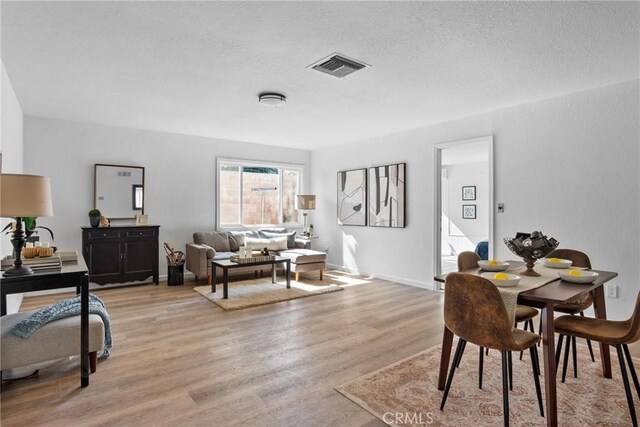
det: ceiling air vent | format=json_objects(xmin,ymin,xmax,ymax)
[{"xmin": 308, "ymin": 53, "xmax": 368, "ymax": 78}]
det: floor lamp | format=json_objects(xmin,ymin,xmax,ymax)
[
  {"xmin": 296, "ymin": 194, "xmax": 316, "ymax": 235},
  {"xmin": 1, "ymin": 174, "xmax": 53, "ymax": 276}
]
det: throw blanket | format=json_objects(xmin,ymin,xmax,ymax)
[{"xmin": 11, "ymin": 294, "xmax": 112, "ymax": 359}]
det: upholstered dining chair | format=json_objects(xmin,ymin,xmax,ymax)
[
  {"xmin": 457, "ymin": 251, "xmax": 540, "ymax": 376},
  {"xmin": 440, "ymin": 273, "xmax": 544, "ymax": 426},
  {"xmin": 543, "ymin": 249, "xmax": 596, "ymax": 382},
  {"xmin": 554, "ymin": 291, "xmax": 640, "ymax": 427}
]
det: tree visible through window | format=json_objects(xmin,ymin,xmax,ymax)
[{"xmin": 218, "ymin": 160, "xmax": 302, "ymax": 227}]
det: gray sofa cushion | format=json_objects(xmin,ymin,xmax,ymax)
[
  {"xmin": 259, "ymin": 230, "xmax": 297, "ymax": 249},
  {"xmin": 194, "ymin": 231, "xmax": 231, "ymax": 252}
]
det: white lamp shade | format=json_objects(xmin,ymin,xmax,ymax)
[
  {"xmin": 0, "ymin": 174, "xmax": 53, "ymax": 217},
  {"xmin": 296, "ymin": 195, "xmax": 316, "ymax": 210}
]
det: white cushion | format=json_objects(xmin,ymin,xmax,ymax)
[
  {"xmin": 1, "ymin": 311, "xmax": 105, "ymax": 371},
  {"xmin": 245, "ymin": 236, "xmax": 288, "ymax": 251}
]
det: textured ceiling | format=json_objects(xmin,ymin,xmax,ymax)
[{"xmin": 2, "ymin": 2, "xmax": 638, "ymax": 150}]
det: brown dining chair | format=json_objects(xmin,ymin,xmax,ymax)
[
  {"xmin": 554, "ymin": 291, "xmax": 640, "ymax": 427},
  {"xmin": 543, "ymin": 249, "xmax": 596, "ymax": 382},
  {"xmin": 440, "ymin": 273, "xmax": 544, "ymax": 426},
  {"xmin": 457, "ymin": 251, "xmax": 539, "ymax": 376}
]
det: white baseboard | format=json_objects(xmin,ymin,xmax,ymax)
[{"xmin": 326, "ymin": 263, "xmax": 436, "ymax": 291}]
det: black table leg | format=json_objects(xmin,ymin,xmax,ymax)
[
  {"xmin": 272, "ymin": 263, "xmax": 276, "ymax": 284},
  {"xmin": 80, "ymin": 275, "xmax": 89, "ymax": 387},
  {"xmin": 1, "ymin": 291, "xmax": 7, "ymax": 316},
  {"xmin": 286, "ymin": 260, "xmax": 291, "ymax": 289},
  {"xmin": 223, "ymin": 268, "xmax": 229, "ymax": 299},
  {"xmin": 211, "ymin": 266, "xmax": 217, "ymax": 293}
]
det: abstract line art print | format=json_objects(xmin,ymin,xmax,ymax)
[
  {"xmin": 337, "ymin": 168, "xmax": 367, "ymax": 226},
  {"xmin": 368, "ymin": 163, "xmax": 406, "ymax": 228}
]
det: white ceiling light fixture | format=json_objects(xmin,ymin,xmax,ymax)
[{"xmin": 258, "ymin": 92, "xmax": 286, "ymax": 107}]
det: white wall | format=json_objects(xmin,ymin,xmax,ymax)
[
  {"xmin": 312, "ymin": 79, "xmax": 640, "ymax": 319},
  {"xmin": 443, "ymin": 162, "xmax": 489, "ymax": 254},
  {"xmin": 23, "ymin": 117, "xmax": 310, "ymax": 284},
  {"xmin": 1, "ymin": 61, "xmax": 25, "ymax": 313}
]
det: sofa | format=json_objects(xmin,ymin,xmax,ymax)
[{"xmin": 186, "ymin": 229, "xmax": 326, "ymax": 284}]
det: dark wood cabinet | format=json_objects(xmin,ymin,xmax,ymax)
[{"xmin": 82, "ymin": 226, "xmax": 159, "ymax": 285}]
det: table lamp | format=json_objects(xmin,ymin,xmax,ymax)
[
  {"xmin": 1, "ymin": 174, "xmax": 53, "ymax": 276},
  {"xmin": 296, "ymin": 194, "xmax": 316, "ymax": 234}
]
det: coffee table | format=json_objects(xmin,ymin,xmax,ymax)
[{"xmin": 211, "ymin": 256, "xmax": 291, "ymax": 299}]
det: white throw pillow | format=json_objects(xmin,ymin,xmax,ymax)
[{"xmin": 244, "ymin": 236, "xmax": 288, "ymax": 251}]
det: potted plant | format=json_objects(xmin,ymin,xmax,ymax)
[
  {"xmin": 2, "ymin": 216, "xmax": 55, "ymax": 243},
  {"xmin": 88, "ymin": 209, "xmax": 101, "ymax": 228}
]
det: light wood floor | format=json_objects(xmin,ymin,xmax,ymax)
[{"xmin": 1, "ymin": 274, "xmax": 446, "ymax": 426}]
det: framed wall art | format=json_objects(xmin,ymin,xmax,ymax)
[
  {"xmin": 135, "ymin": 214, "xmax": 149, "ymax": 226},
  {"xmin": 368, "ymin": 163, "xmax": 406, "ymax": 228},
  {"xmin": 462, "ymin": 185, "xmax": 476, "ymax": 200},
  {"xmin": 462, "ymin": 204, "xmax": 476, "ymax": 219},
  {"xmin": 337, "ymin": 168, "xmax": 367, "ymax": 226}
]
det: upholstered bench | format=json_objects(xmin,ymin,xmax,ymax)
[
  {"xmin": 1, "ymin": 311, "xmax": 105, "ymax": 374},
  {"xmin": 278, "ymin": 249, "xmax": 327, "ymax": 281}
]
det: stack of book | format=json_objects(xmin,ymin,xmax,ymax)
[{"xmin": 1, "ymin": 254, "xmax": 62, "ymax": 272}]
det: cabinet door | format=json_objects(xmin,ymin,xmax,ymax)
[
  {"xmin": 86, "ymin": 241, "xmax": 122, "ymax": 285},
  {"xmin": 122, "ymin": 239, "xmax": 156, "ymax": 282}
]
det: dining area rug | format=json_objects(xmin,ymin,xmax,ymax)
[
  {"xmin": 336, "ymin": 340, "xmax": 640, "ymax": 426},
  {"xmin": 193, "ymin": 270, "xmax": 367, "ymax": 311}
]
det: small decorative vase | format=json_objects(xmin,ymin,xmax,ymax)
[{"xmin": 89, "ymin": 216, "xmax": 100, "ymax": 228}]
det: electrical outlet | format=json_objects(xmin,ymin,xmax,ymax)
[
  {"xmin": 605, "ymin": 284, "xmax": 618, "ymax": 298},
  {"xmin": 497, "ymin": 203, "xmax": 504, "ymax": 213}
]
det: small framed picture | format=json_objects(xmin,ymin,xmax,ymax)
[
  {"xmin": 462, "ymin": 205, "xmax": 476, "ymax": 219},
  {"xmin": 135, "ymin": 214, "xmax": 149, "ymax": 226},
  {"xmin": 462, "ymin": 186, "xmax": 476, "ymax": 200}
]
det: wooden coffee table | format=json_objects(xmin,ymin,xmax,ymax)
[{"xmin": 211, "ymin": 256, "xmax": 291, "ymax": 299}]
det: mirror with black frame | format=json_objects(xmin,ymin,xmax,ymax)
[{"xmin": 94, "ymin": 163, "xmax": 145, "ymax": 219}]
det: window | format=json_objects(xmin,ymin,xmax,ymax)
[{"xmin": 218, "ymin": 159, "xmax": 303, "ymax": 227}]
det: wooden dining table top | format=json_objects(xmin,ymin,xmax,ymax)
[{"xmin": 434, "ymin": 260, "xmax": 618, "ymax": 305}]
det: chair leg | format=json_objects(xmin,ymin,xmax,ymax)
[
  {"xmin": 295, "ymin": 272, "xmax": 300, "ymax": 281},
  {"xmin": 319, "ymin": 269, "xmax": 323, "ymax": 280},
  {"xmin": 479, "ymin": 346, "xmax": 484, "ymax": 389},
  {"xmin": 623, "ymin": 344, "xmax": 640, "ymax": 400},
  {"xmin": 538, "ymin": 316, "xmax": 542, "ymax": 346},
  {"xmin": 555, "ymin": 334, "xmax": 564, "ymax": 373},
  {"xmin": 580, "ymin": 312, "xmax": 596, "ymax": 362},
  {"xmin": 532, "ymin": 341, "xmax": 541, "ymax": 376},
  {"xmin": 520, "ymin": 321, "xmax": 528, "ymax": 361},
  {"xmin": 440, "ymin": 339, "xmax": 466, "ymax": 410},
  {"xmin": 616, "ymin": 344, "xmax": 639, "ymax": 427},
  {"xmin": 508, "ymin": 351, "xmax": 513, "ymax": 391},
  {"xmin": 572, "ymin": 335, "xmax": 578, "ymax": 378},
  {"xmin": 562, "ymin": 334, "xmax": 571, "ymax": 383},
  {"xmin": 486, "ymin": 347, "xmax": 489, "ymax": 356},
  {"xmin": 501, "ymin": 351, "xmax": 510, "ymax": 427},
  {"xmin": 530, "ymin": 346, "xmax": 545, "ymax": 417},
  {"xmin": 456, "ymin": 340, "xmax": 467, "ymax": 368},
  {"xmin": 89, "ymin": 351, "xmax": 97, "ymax": 374}
]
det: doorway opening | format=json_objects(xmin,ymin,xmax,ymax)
[{"xmin": 434, "ymin": 136, "xmax": 494, "ymax": 288}]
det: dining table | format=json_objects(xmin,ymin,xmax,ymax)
[{"xmin": 434, "ymin": 260, "xmax": 618, "ymax": 427}]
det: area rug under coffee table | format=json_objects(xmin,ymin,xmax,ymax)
[
  {"xmin": 336, "ymin": 340, "xmax": 640, "ymax": 426},
  {"xmin": 193, "ymin": 272, "xmax": 357, "ymax": 311}
]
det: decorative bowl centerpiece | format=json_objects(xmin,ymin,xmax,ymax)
[{"xmin": 504, "ymin": 231, "xmax": 559, "ymax": 277}]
